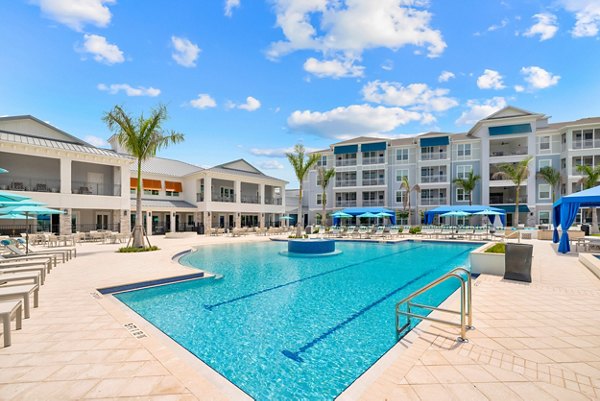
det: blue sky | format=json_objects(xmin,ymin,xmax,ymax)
[{"xmin": 1, "ymin": 0, "xmax": 599, "ymax": 184}]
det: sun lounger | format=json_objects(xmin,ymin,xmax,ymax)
[
  {"xmin": 0, "ymin": 264, "xmax": 47, "ymax": 285},
  {"xmin": 457, "ymin": 226, "xmax": 473, "ymax": 239},
  {"xmin": 0, "ymin": 284, "xmax": 39, "ymax": 319},
  {"xmin": 0, "ymin": 271, "xmax": 41, "ymax": 287},
  {"xmin": 0, "ymin": 252, "xmax": 55, "ymax": 269},
  {"xmin": 0, "ymin": 300, "xmax": 23, "ymax": 347},
  {"xmin": 20, "ymin": 241, "xmax": 76, "ymax": 260}
]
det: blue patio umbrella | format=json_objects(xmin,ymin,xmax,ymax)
[
  {"xmin": 473, "ymin": 209, "xmax": 505, "ymax": 231},
  {"xmin": 0, "ymin": 213, "xmax": 27, "ymax": 220},
  {"xmin": 332, "ymin": 211, "xmax": 352, "ymax": 218},
  {"xmin": 357, "ymin": 212, "xmax": 378, "ymax": 218},
  {"xmin": 279, "ymin": 216, "xmax": 292, "ymax": 220},
  {"xmin": 0, "ymin": 168, "xmax": 7, "ymax": 174},
  {"xmin": 0, "ymin": 191, "xmax": 42, "ymax": 206},
  {"xmin": 0, "ymin": 205, "xmax": 64, "ymax": 254}
]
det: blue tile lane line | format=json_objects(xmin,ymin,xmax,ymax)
[
  {"xmin": 202, "ymin": 245, "xmax": 426, "ymax": 311},
  {"xmin": 98, "ymin": 272, "xmax": 205, "ymax": 295},
  {"xmin": 281, "ymin": 248, "xmax": 473, "ymax": 362}
]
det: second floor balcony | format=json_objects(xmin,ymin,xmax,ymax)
[
  {"xmin": 335, "ymin": 158, "xmax": 357, "ymax": 167},
  {"xmin": 212, "ymin": 193, "xmax": 236, "ymax": 203},
  {"xmin": 0, "ymin": 175, "xmax": 60, "ymax": 193},
  {"xmin": 241, "ymin": 195, "xmax": 261, "ymax": 204},
  {"xmin": 362, "ymin": 156, "xmax": 385, "ymax": 165},
  {"xmin": 72, "ymin": 181, "xmax": 121, "ymax": 196},
  {"xmin": 335, "ymin": 199, "xmax": 357, "ymax": 207},
  {"xmin": 420, "ymin": 175, "xmax": 447, "ymax": 184},
  {"xmin": 420, "ymin": 197, "xmax": 447, "ymax": 206},
  {"xmin": 264, "ymin": 197, "xmax": 282, "ymax": 205},
  {"xmin": 362, "ymin": 178, "xmax": 385, "ymax": 186},
  {"xmin": 362, "ymin": 199, "xmax": 384, "ymax": 207},
  {"xmin": 335, "ymin": 179, "xmax": 357, "ymax": 187},
  {"xmin": 421, "ymin": 152, "xmax": 447, "ymax": 161}
]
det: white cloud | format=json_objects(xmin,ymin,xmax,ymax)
[
  {"xmin": 34, "ymin": 0, "xmax": 114, "ymax": 31},
  {"xmin": 81, "ymin": 34, "xmax": 124, "ymax": 64},
  {"xmin": 476, "ymin": 69, "xmax": 506, "ymax": 90},
  {"xmin": 97, "ymin": 83, "xmax": 160, "ymax": 97},
  {"xmin": 287, "ymin": 104, "xmax": 425, "ymax": 139},
  {"xmin": 250, "ymin": 146, "xmax": 320, "ymax": 158},
  {"xmin": 362, "ymin": 81, "xmax": 458, "ymax": 112},
  {"xmin": 514, "ymin": 85, "xmax": 525, "ymax": 92},
  {"xmin": 558, "ymin": 0, "xmax": 600, "ymax": 37},
  {"xmin": 84, "ymin": 135, "xmax": 108, "ymax": 147},
  {"xmin": 258, "ymin": 160, "xmax": 284, "ymax": 170},
  {"xmin": 456, "ymin": 97, "xmax": 507, "ymax": 126},
  {"xmin": 524, "ymin": 13, "xmax": 558, "ymax": 41},
  {"xmin": 438, "ymin": 70, "xmax": 455, "ymax": 82},
  {"xmin": 267, "ymin": 0, "xmax": 446, "ymax": 63},
  {"xmin": 381, "ymin": 59, "xmax": 394, "ymax": 71},
  {"xmin": 225, "ymin": 0, "xmax": 240, "ymax": 17},
  {"xmin": 190, "ymin": 93, "xmax": 217, "ymax": 109},
  {"xmin": 303, "ymin": 57, "xmax": 364, "ymax": 78},
  {"xmin": 488, "ymin": 18, "xmax": 509, "ymax": 32},
  {"xmin": 520, "ymin": 66, "xmax": 560, "ymax": 90},
  {"xmin": 171, "ymin": 36, "xmax": 200, "ymax": 68},
  {"xmin": 238, "ymin": 96, "xmax": 261, "ymax": 111}
]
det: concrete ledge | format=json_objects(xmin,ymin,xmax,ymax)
[
  {"xmin": 579, "ymin": 253, "xmax": 600, "ymax": 280},
  {"xmin": 165, "ymin": 232, "xmax": 197, "ymax": 239},
  {"xmin": 469, "ymin": 242, "xmax": 505, "ymax": 276}
]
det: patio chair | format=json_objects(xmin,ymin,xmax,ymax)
[
  {"xmin": 456, "ymin": 226, "xmax": 473, "ymax": 239},
  {"xmin": 8, "ymin": 242, "xmax": 66, "ymax": 264},
  {"xmin": 438, "ymin": 226, "xmax": 453, "ymax": 239},
  {"xmin": 421, "ymin": 226, "xmax": 435, "ymax": 238},
  {"xmin": 0, "ymin": 300, "xmax": 23, "ymax": 347},
  {"xmin": 0, "ymin": 271, "xmax": 41, "ymax": 287},
  {"xmin": 0, "ymin": 284, "xmax": 39, "ymax": 319}
]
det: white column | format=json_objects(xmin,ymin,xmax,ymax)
[
  {"xmin": 205, "ymin": 176, "xmax": 212, "ymax": 201},
  {"xmin": 235, "ymin": 180, "xmax": 241, "ymax": 203},
  {"xmin": 170, "ymin": 211, "xmax": 176, "ymax": 233},
  {"xmin": 60, "ymin": 158, "xmax": 72, "ymax": 194},
  {"xmin": 59, "ymin": 208, "xmax": 72, "ymax": 235},
  {"xmin": 259, "ymin": 213, "xmax": 265, "ymax": 229},
  {"xmin": 203, "ymin": 211, "xmax": 211, "ymax": 232},
  {"xmin": 235, "ymin": 212, "xmax": 241, "ymax": 228},
  {"xmin": 146, "ymin": 211, "xmax": 152, "ymax": 236},
  {"xmin": 259, "ymin": 183, "xmax": 265, "ymax": 204},
  {"xmin": 120, "ymin": 165, "xmax": 129, "ymax": 198}
]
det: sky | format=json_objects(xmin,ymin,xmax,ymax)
[{"xmin": 1, "ymin": 0, "xmax": 599, "ymax": 185}]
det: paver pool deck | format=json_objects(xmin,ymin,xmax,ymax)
[{"xmin": 0, "ymin": 235, "xmax": 599, "ymax": 400}]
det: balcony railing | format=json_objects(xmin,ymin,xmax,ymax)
[
  {"xmin": 490, "ymin": 149, "xmax": 528, "ymax": 157},
  {"xmin": 72, "ymin": 181, "xmax": 121, "ymax": 196},
  {"xmin": 264, "ymin": 198, "xmax": 282, "ymax": 205},
  {"xmin": 362, "ymin": 199, "xmax": 384, "ymax": 207},
  {"xmin": 420, "ymin": 197, "xmax": 447, "ymax": 205},
  {"xmin": 335, "ymin": 159, "xmax": 357, "ymax": 167},
  {"xmin": 0, "ymin": 176, "xmax": 60, "ymax": 193},
  {"xmin": 336, "ymin": 200, "xmax": 357, "ymax": 207},
  {"xmin": 212, "ymin": 194, "xmax": 236, "ymax": 203},
  {"xmin": 572, "ymin": 139, "xmax": 600, "ymax": 149},
  {"xmin": 489, "ymin": 196, "xmax": 527, "ymax": 204},
  {"xmin": 241, "ymin": 195, "xmax": 261, "ymax": 204},
  {"xmin": 335, "ymin": 179, "xmax": 357, "ymax": 187},
  {"xmin": 196, "ymin": 193, "xmax": 205, "ymax": 202},
  {"xmin": 420, "ymin": 175, "xmax": 447, "ymax": 183},
  {"xmin": 362, "ymin": 179, "xmax": 385, "ymax": 186},
  {"xmin": 362, "ymin": 157, "xmax": 385, "ymax": 165},
  {"xmin": 421, "ymin": 152, "xmax": 447, "ymax": 161}
]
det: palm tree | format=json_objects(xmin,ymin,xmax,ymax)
[
  {"xmin": 286, "ymin": 144, "xmax": 321, "ymax": 237},
  {"xmin": 400, "ymin": 176, "xmax": 420, "ymax": 225},
  {"xmin": 317, "ymin": 167, "xmax": 336, "ymax": 227},
  {"xmin": 576, "ymin": 165, "xmax": 600, "ymax": 233},
  {"xmin": 452, "ymin": 171, "xmax": 481, "ymax": 206},
  {"xmin": 103, "ymin": 105, "xmax": 184, "ymax": 248},
  {"xmin": 537, "ymin": 166, "xmax": 561, "ymax": 203},
  {"xmin": 492, "ymin": 155, "xmax": 533, "ymax": 227}
]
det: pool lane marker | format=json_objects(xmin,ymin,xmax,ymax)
[
  {"xmin": 281, "ymin": 247, "xmax": 473, "ymax": 363},
  {"xmin": 202, "ymin": 244, "xmax": 426, "ymax": 311}
]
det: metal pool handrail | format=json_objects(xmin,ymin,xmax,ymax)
[{"xmin": 395, "ymin": 267, "xmax": 473, "ymax": 342}]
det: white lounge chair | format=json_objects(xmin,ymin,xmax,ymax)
[
  {"xmin": 0, "ymin": 284, "xmax": 39, "ymax": 319},
  {"xmin": 0, "ymin": 271, "xmax": 41, "ymax": 286},
  {"xmin": 0, "ymin": 300, "xmax": 23, "ymax": 347}
]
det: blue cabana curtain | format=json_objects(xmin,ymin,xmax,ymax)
[
  {"xmin": 552, "ymin": 204, "xmax": 561, "ymax": 243},
  {"xmin": 557, "ymin": 202, "xmax": 580, "ymax": 253}
]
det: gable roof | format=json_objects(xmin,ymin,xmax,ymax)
[
  {"xmin": 483, "ymin": 105, "xmax": 545, "ymax": 120},
  {"xmin": 208, "ymin": 158, "xmax": 287, "ymax": 182},
  {"xmin": 537, "ymin": 117, "xmax": 600, "ymax": 132},
  {"xmin": 132, "ymin": 156, "xmax": 204, "ymax": 177},
  {"xmin": 0, "ymin": 115, "xmax": 93, "ymax": 146}
]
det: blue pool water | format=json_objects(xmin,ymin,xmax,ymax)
[{"xmin": 115, "ymin": 240, "xmax": 477, "ymax": 400}]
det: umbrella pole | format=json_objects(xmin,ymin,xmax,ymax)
[{"xmin": 26, "ymin": 212, "xmax": 29, "ymax": 255}]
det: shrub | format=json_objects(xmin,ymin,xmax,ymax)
[
  {"xmin": 485, "ymin": 243, "xmax": 506, "ymax": 254},
  {"xmin": 118, "ymin": 246, "xmax": 159, "ymax": 253},
  {"xmin": 313, "ymin": 227, "xmax": 320, "ymax": 234},
  {"xmin": 409, "ymin": 226, "xmax": 422, "ymax": 234}
]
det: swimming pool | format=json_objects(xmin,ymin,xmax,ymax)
[{"xmin": 114, "ymin": 240, "xmax": 477, "ymax": 400}]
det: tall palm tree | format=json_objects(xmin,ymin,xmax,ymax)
[
  {"xmin": 576, "ymin": 165, "xmax": 600, "ymax": 233},
  {"xmin": 103, "ymin": 105, "xmax": 184, "ymax": 248},
  {"xmin": 452, "ymin": 170, "xmax": 481, "ymax": 206},
  {"xmin": 400, "ymin": 176, "xmax": 421, "ymax": 225},
  {"xmin": 317, "ymin": 167, "xmax": 336, "ymax": 227},
  {"xmin": 286, "ymin": 144, "xmax": 321, "ymax": 237},
  {"xmin": 492, "ymin": 155, "xmax": 533, "ymax": 227},
  {"xmin": 537, "ymin": 166, "xmax": 561, "ymax": 203}
]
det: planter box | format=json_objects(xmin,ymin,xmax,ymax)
[
  {"xmin": 469, "ymin": 243, "xmax": 505, "ymax": 276},
  {"xmin": 538, "ymin": 230, "xmax": 554, "ymax": 240}
]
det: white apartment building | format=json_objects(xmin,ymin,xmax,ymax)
[
  {"xmin": 0, "ymin": 115, "xmax": 287, "ymax": 235},
  {"xmin": 302, "ymin": 106, "xmax": 600, "ymax": 227}
]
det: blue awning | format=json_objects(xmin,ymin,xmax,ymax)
[
  {"xmin": 419, "ymin": 136, "xmax": 449, "ymax": 147},
  {"xmin": 361, "ymin": 142, "xmax": 387, "ymax": 152},
  {"xmin": 334, "ymin": 145, "xmax": 358, "ymax": 155},
  {"xmin": 489, "ymin": 124, "xmax": 532, "ymax": 136},
  {"xmin": 494, "ymin": 205, "xmax": 530, "ymax": 213}
]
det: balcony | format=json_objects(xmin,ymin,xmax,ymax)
[
  {"xmin": 335, "ymin": 159, "xmax": 357, "ymax": 167},
  {"xmin": 212, "ymin": 193, "xmax": 236, "ymax": 203},
  {"xmin": 264, "ymin": 198, "xmax": 282, "ymax": 205},
  {"xmin": 362, "ymin": 156, "xmax": 385, "ymax": 165},
  {"xmin": 196, "ymin": 193, "xmax": 204, "ymax": 202},
  {"xmin": 362, "ymin": 199, "xmax": 384, "ymax": 207},
  {"xmin": 0, "ymin": 176, "xmax": 60, "ymax": 193},
  {"xmin": 572, "ymin": 139, "xmax": 600, "ymax": 149},
  {"xmin": 421, "ymin": 175, "xmax": 447, "ymax": 184},
  {"xmin": 362, "ymin": 179, "xmax": 385, "ymax": 186},
  {"xmin": 241, "ymin": 195, "xmax": 261, "ymax": 204},
  {"xmin": 335, "ymin": 179, "xmax": 357, "ymax": 187},
  {"xmin": 490, "ymin": 196, "xmax": 527, "ymax": 204},
  {"xmin": 72, "ymin": 181, "xmax": 121, "ymax": 196},
  {"xmin": 489, "ymin": 137, "xmax": 528, "ymax": 157},
  {"xmin": 420, "ymin": 197, "xmax": 447, "ymax": 206},
  {"xmin": 335, "ymin": 200, "xmax": 357, "ymax": 207},
  {"xmin": 421, "ymin": 152, "xmax": 447, "ymax": 161}
]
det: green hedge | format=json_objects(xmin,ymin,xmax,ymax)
[
  {"xmin": 118, "ymin": 246, "xmax": 160, "ymax": 253},
  {"xmin": 485, "ymin": 243, "xmax": 505, "ymax": 254}
]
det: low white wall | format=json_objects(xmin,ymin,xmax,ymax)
[
  {"xmin": 579, "ymin": 253, "xmax": 600, "ymax": 280},
  {"xmin": 469, "ymin": 243, "xmax": 505, "ymax": 276}
]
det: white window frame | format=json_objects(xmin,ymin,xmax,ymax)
[
  {"xmin": 457, "ymin": 143, "xmax": 472, "ymax": 158},
  {"xmin": 396, "ymin": 148, "xmax": 409, "ymax": 163},
  {"xmin": 395, "ymin": 190, "xmax": 406, "ymax": 204},
  {"xmin": 538, "ymin": 183, "xmax": 551, "ymax": 200},
  {"xmin": 539, "ymin": 135, "xmax": 551, "ymax": 152},
  {"xmin": 456, "ymin": 165, "xmax": 473, "ymax": 179},
  {"xmin": 316, "ymin": 194, "xmax": 322, "ymax": 205},
  {"xmin": 396, "ymin": 168, "xmax": 409, "ymax": 182},
  {"xmin": 538, "ymin": 211, "xmax": 550, "ymax": 225},
  {"xmin": 456, "ymin": 188, "xmax": 470, "ymax": 202},
  {"xmin": 538, "ymin": 159, "xmax": 552, "ymax": 170}
]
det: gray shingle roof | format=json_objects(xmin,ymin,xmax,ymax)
[
  {"xmin": 131, "ymin": 157, "xmax": 204, "ymax": 177},
  {"xmin": 208, "ymin": 166, "xmax": 286, "ymax": 182},
  {"xmin": 0, "ymin": 130, "xmax": 131, "ymax": 160},
  {"xmin": 133, "ymin": 199, "xmax": 197, "ymax": 209}
]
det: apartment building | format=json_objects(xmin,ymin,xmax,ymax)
[{"xmin": 302, "ymin": 106, "xmax": 600, "ymax": 227}]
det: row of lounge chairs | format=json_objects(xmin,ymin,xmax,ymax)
[
  {"xmin": 321, "ymin": 225, "xmax": 506, "ymax": 241},
  {"xmin": 209, "ymin": 226, "xmax": 292, "ymax": 237},
  {"xmin": 0, "ymin": 238, "xmax": 77, "ymax": 347}
]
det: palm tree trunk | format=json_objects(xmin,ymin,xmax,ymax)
[
  {"xmin": 134, "ymin": 161, "xmax": 143, "ymax": 248},
  {"xmin": 322, "ymin": 191, "xmax": 327, "ymax": 228},
  {"xmin": 407, "ymin": 196, "xmax": 411, "ymax": 225},
  {"xmin": 592, "ymin": 208, "xmax": 599, "ymax": 234},
  {"xmin": 296, "ymin": 185, "xmax": 303, "ymax": 237},
  {"xmin": 514, "ymin": 186, "xmax": 520, "ymax": 227}
]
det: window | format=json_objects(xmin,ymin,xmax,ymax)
[
  {"xmin": 456, "ymin": 188, "xmax": 470, "ymax": 202},
  {"xmin": 396, "ymin": 190, "xmax": 406, "ymax": 204},
  {"xmin": 143, "ymin": 189, "xmax": 159, "ymax": 195},
  {"xmin": 539, "ymin": 211, "xmax": 550, "ymax": 225},
  {"xmin": 457, "ymin": 143, "xmax": 471, "ymax": 158},
  {"xmin": 539, "ymin": 136, "xmax": 550, "ymax": 151},
  {"xmin": 538, "ymin": 184, "xmax": 551, "ymax": 200},
  {"xmin": 316, "ymin": 194, "xmax": 322, "ymax": 205},
  {"xmin": 396, "ymin": 148, "xmax": 409, "ymax": 162},
  {"xmin": 561, "ymin": 158, "xmax": 566, "ymax": 170},
  {"xmin": 456, "ymin": 165, "xmax": 473, "ymax": 179},
  {"xmin": 538, "ymin": 159, "xmax": 552, "ymax": 170},
  {"xmin": 166, "ymin": 191, "xmax": 180, "ymax": 197},
  {"xmin": 317, "ymin": 155, "xmax": 327, "ymax": 167},
  {"xmin": 396, "ymin": 169, "xmax": 409, "ymax": 182}
]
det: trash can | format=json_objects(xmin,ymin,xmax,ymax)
[
  {"xmin": 305, "ymin": 225, "xmax": 312, "ymax": 235},
  {"xmin": 504, "ymin": 243, "xmax": 533, "ymax": 283},
  {"xmin": 581, "ymin": 224, "xmax": 590, "ymax": 236},
  {"xmin": 197, "ymin": 223, "xmax": 204, "ymax": 235}
]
